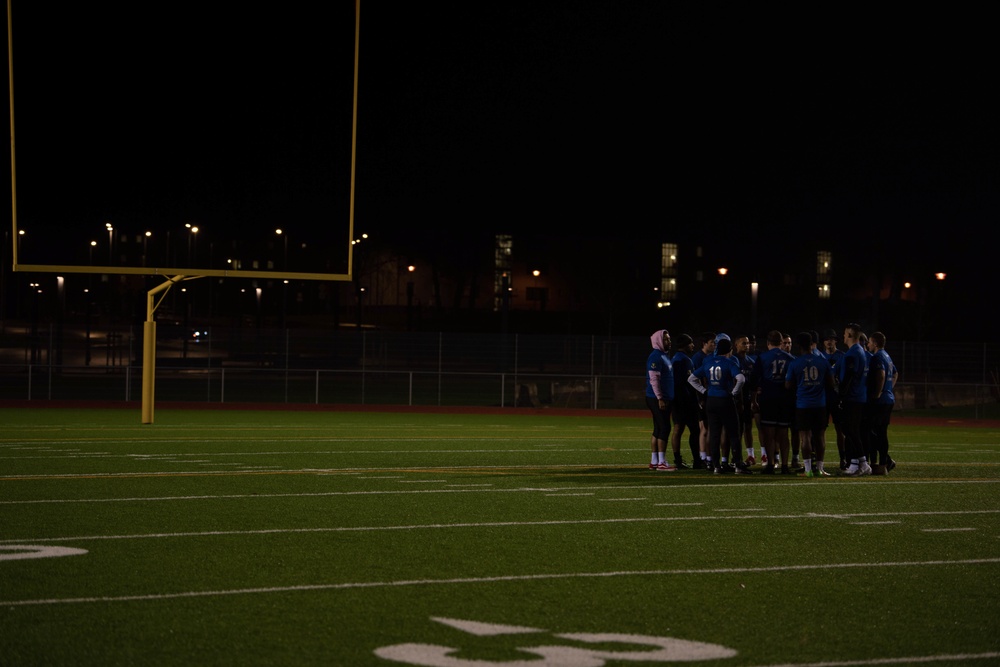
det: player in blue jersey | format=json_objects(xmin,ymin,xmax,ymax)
[
  {"xmin": 780, "ymin": 332, "xmax": 798, "ymax": 468},
  {"xmin": 670, "ymin": 333, "xmax": 699, "ymax": 469},
  {"xmin": 644, "ymin": 329, "xmax": 676, "ymax": 471},
  {"xmin": 752, "ymin": 330, "xmax": 795, "ymax": 474},
  {"xmin": 746, "ymin": 334, "xmax": 765, "ymax": 464},
  {"xmin": 785, "ymin": 332, "xmax": 835, "ymax": 477},
  {"xmin": 688, "ymin": 337, "xmax": 751, "ymax": 474},
  {"xmin": 690, "ymin": 332, "xmax": 717, "ymax": 468},
  {"xmin": 821, "ymin": 329, "xmax": 847, "ymax": 469},
  {"xmin": 866, "ymin": 331, "xmax": 898, "ymax": 474},
  {"xmin": 734, "ymin": 335, "xmax": 758, "ymax": 466},
  {"xmin": 839, "ymin": 323, "xmax": 871, "ymax": 476}
]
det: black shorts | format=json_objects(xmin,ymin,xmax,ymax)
[
  {"xmin": 646, "ymin": 396, "xmax": 672, "ymax": 439},
  {"xmin": 672, "ymin": 401, "xmax": 700, "ymax": 428},
  {"xmin": 795, "ymin": 406, "xmax": 828, "ymax": 432},
  {"xmin": 759, "ymin": 396, "xmax": 792, "ymax": 427}
]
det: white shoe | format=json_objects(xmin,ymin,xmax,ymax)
[
  {"xmin": 843, "ymin": 465, "xmax": 861, "ymax": 477},
  {"xmin": 859, "ymin": 461, "xmax": 873, "ymax": 476}
]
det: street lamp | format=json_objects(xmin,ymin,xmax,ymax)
[
  {"xmin": 106, "ymin": 223, "xmax": 114, "ymax": 263},
  {"xmin": 403, "ymin": 264, "xmax": 416, "ymax": 330},
  {"xmin": 275, "ymin": 228, "xmax": 288, "ymax": 270},
  {"xmin": 143, "ymin": 231, "xmax": 151, "ymax": 266},
  {"xmin": 185, "ymin": 223, "xmax": 199, "ymax": 265}
]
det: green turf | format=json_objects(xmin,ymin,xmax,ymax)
[{"xmin": 1, "ymin": 408, "xmax": 999, "ymax": 666}]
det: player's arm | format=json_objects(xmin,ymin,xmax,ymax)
[
  {"xmin": 733, "ymin": 372, "xmax": 746, "ymax": 396},
  {"xmin": 871, "ymin": 366, "xmax": 886, "ymax": 400},
  {"xmin": 648, "ymin": 366, "xmax": 664, "ymax": 401}
]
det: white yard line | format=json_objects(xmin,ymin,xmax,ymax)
[
  {"xmin": 3, "ymin": 509, "xmax": 999, "ymax": 545},
  {"xmin": 3, "ymin": 557, "xmax": 999, "ymax": 607}
]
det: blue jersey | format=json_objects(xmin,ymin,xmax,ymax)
[
  {"xmin": 753, "ymin": 347, "xmax": 795, "ymax": 400},
  {"xmin": 645, "ymin": 349, "xmax": 674, "ymax": 401},
  {"xmin": 822, "ymin": 348, "xmax": 844, "ymax": 386},
  {"xmin": 735, "ymin": 353, "xmax": 755, "ymax": 397},
  {"xmin": 671, "ymin": 351, "xmax": 697, "ymax": 406},
  {"xmin": 786, "ymin": 351, "xmax": 830, "ymax": 409},
  {"xmin": 839, "ymin": 343, "xmax": 869, "ymax": 404},
  {"xmin": 870, "ymin": 349, "xmax": 896, "ymax": 405},
  {"xmin": 691, "ymin": 350, "xmax": 709, "ymax": 375},
  {"xmin": 693, "ymin": 354, "xmax": 742, "ymax": 397}
]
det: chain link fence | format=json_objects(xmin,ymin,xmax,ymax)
[{"xmin": 1, "ymin": 325, "xmax": 998, "ymax": 415}]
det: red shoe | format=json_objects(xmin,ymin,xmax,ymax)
[
  {"xmin": 744, "ymin": 455, "xmax": 756, "ymax": 467},
  {"xmin": 760, "ymin": 453, "xmax": 768, "ymax": 465}
]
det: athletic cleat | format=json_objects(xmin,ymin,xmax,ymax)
[
  {"xmin": 760, "ymin": 453, "xmax": 768, "ymax": 465},
  {"xmin": 656, "ymin": 463, "xmax": 675, "ymax": 471},
  {"xmin": 734, "ymin": 465, "xmax": 752, "ymax": 475},
  {"xmin": 871, "ymin": 464, "xmax": 887, "ymax": 475},
  {"xmin": 814, "ymin": 468, "xmax": 832, "ymax": 477},
  {"xmin": 673, "ymin": 461, "xmax": 691, "ymax": 470},
  {"xmin": 780, "ymin": 465, "xmax": 792, "ymax": 475},
  {"xmin": 840, "ymin": 459, "xmax": 849, "ymax": 470},
  {"xmin": 649, "ymin": 463, "xmax": 659, "ymax": 470},
  {"xmin": 843, "ymin": 465, "xmax": 861, "ymax": 476},
  {"xmin": 859, "ymin": 461, "xmax": 873, "ymax": 476},
  {"xmin": 745, "ymin": 455, "xmax": 756, "ymax": 467},
  {"xmin": 760, "ymin": 464, "xmax": 776, "ymax": 475},
  {"xmin": 798, "ymin": 470, "xmax": 815, "ymax": 478},
  {"xmin": 886, "ymin": 458, "xmax": 896, "ymax": 472}
]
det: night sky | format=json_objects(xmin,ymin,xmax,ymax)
[{"xmin": 5, "ymin": 4, "xmax": 998, "ymax": 289}]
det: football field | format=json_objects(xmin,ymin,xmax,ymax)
[{"xmin": 1, "ymin": 407, "xmax": 998, "ymax": 666}]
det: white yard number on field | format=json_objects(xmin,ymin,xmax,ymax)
[
  {"xmin": 0, "ymin": 545, "xmax": 88, "ymax": 561},
  {"xmin": 374, "ymin": 617, "xmax": 737, "ymax": 665}
]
